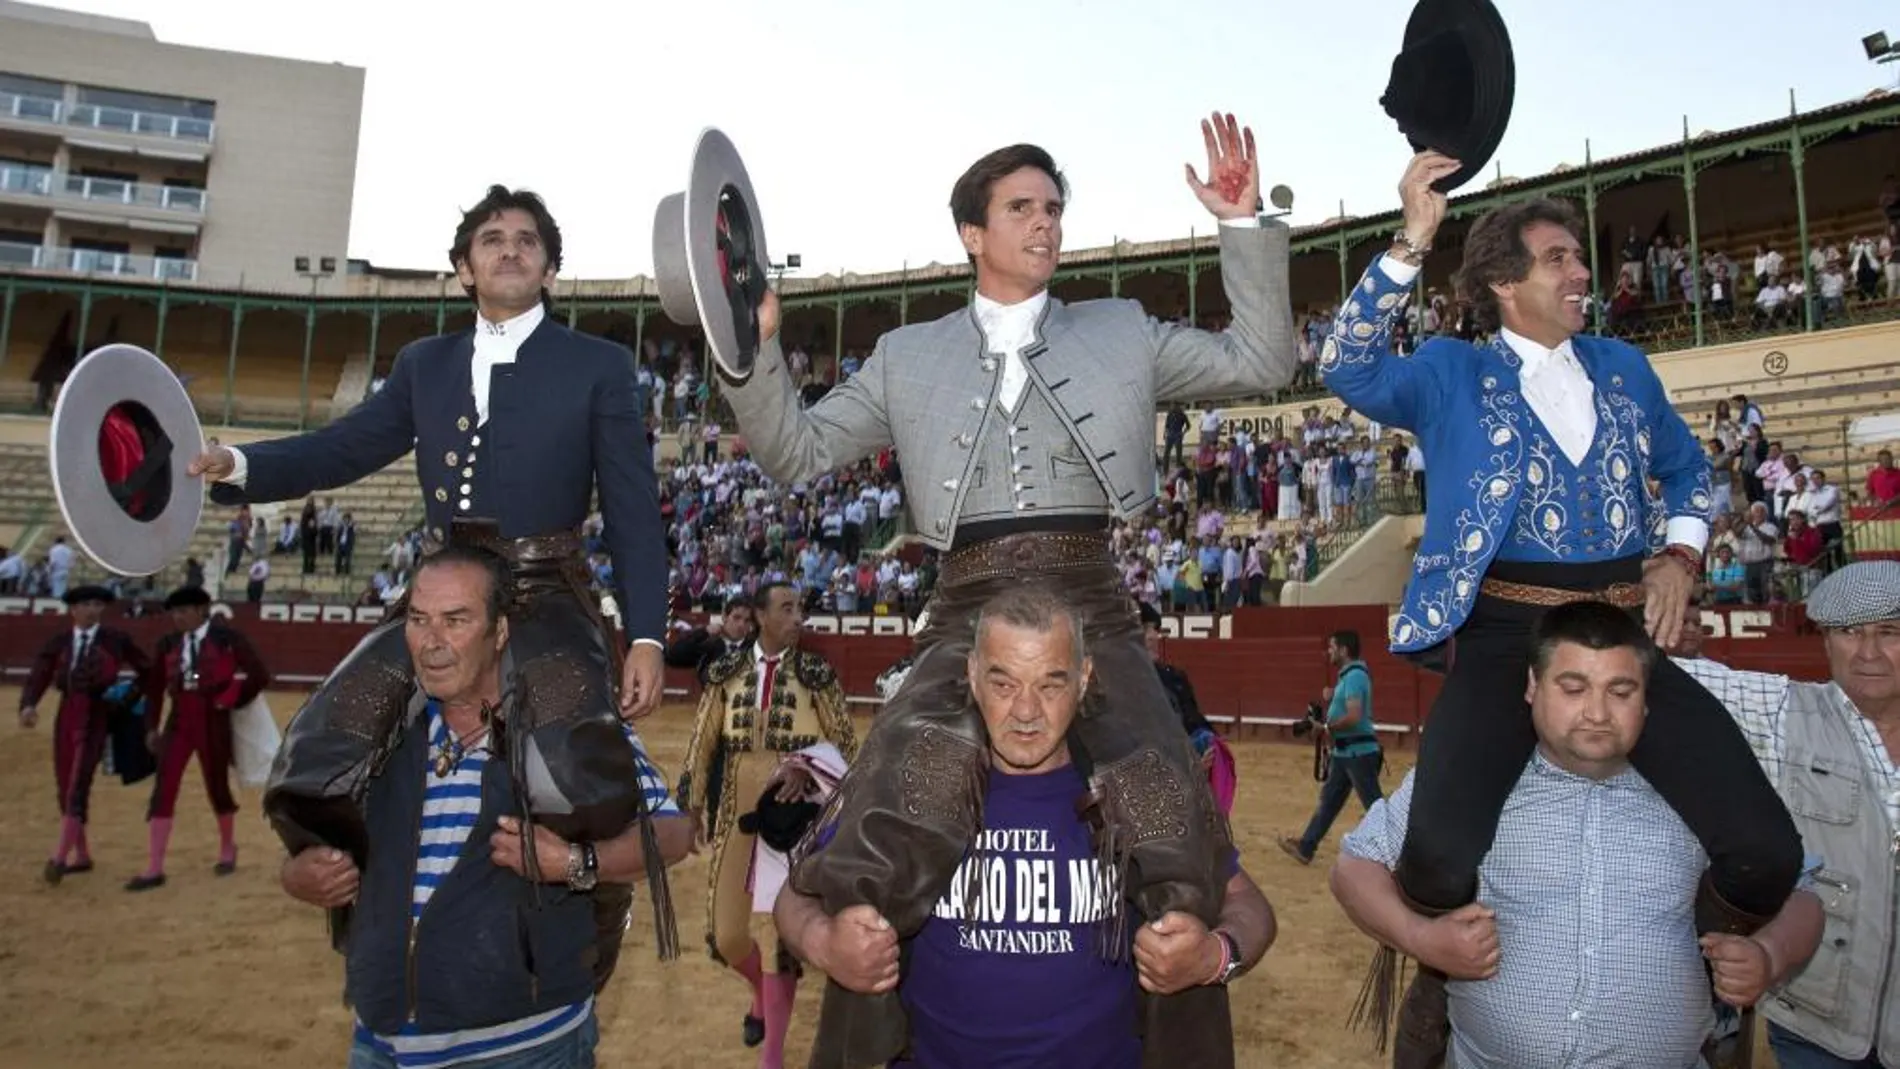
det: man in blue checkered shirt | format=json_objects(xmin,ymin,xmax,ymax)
[
  {"xmin": 1332, "ymin": 601, "xmax": 1823, "ymax": 1068},
  {"xmin": 280, "ymin": 548, "xmax": 694, "ymax": 1069}
]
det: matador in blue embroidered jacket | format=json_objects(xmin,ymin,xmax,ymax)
[
  {"xmin": 1319, "ymin": 152, "xmax": 1801, "ymax": 1069},
  {"xmin": 1321, "ymin": 255, "xmax": 1711, "ymax": 654}
]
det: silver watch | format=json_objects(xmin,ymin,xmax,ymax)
[
  {"xmin": 565, "ymin": 842, "xmax": 598, "ymax": 892},
  {"xmin": 1212, "ymin": 929, "xmax": 1242, "ymax": 985}
]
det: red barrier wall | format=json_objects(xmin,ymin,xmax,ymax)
[{"xmin": 0, "ymin": 600, "xmax": 1830, "ymax": 723}]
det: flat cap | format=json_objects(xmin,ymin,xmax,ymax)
[{"xmin": 1805, "ymin": 561, "xmax": 1900, "ymax": 628}]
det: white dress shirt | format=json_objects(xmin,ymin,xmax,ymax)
[
  {"xmin": 973, "ymin": 291, "xmax": 1048, "ymax": 413},
  {"xmin": 69, "ymin": 625, "xmax": 97, "ymax": 682},
  {"xmin": 221, "ymin": 303, "xmax": 546, "ymax": 487},
  {"xmin": 976, "ymin": 217, "xmax": 1260, "ymax": 412},
  {"xmin": 472, "ymin": 303, "xmax": 544, "ymax": 426},
  {"xmin": 1379, "ymin": 254, "xmax": 1708, "ymax": 551},
  {"xmin": 181, "ymin": 620, "xmax": 211, "ymax": 671},
  {"xmin": 1795, "ymin": 482, "xmax": 1842, "ymax": 526},
  {"xmin": 752, "ymin": 644, "xmax": 788, "ymax": 714},
  {"xmin": 1496, "ymin": 326, "xmax": 1597, "ymax": 468}
]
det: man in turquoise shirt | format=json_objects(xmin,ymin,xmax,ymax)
[{"xmin": 1280, "ymin": 630, "xmax": 1384, "ymax": 864}]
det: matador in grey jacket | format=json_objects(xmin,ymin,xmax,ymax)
[{"xmin": 725, "ymin": 116, "xmax": 1297, "ymax": 1068}]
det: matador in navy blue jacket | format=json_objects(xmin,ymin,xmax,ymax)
[{"xmin": 193, "ymin": 185, "xmax": 678, "ymax": 959}]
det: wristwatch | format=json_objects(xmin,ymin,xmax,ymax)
[
  {"xmin": 1211, "ymin": 929, "xmax": 1243, "ymax": 985},
  {"xmin": 565, "ymin": 841, "xmax": 599, "ymax": 892},
  {"xmin": 1389, "ymin": 230, "xmax": 1432, "ymax": 266}
]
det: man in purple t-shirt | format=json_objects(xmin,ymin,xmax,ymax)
[{"xmin": 776, "ymin": 588, "xmax": 1277, "ymax": 1068}]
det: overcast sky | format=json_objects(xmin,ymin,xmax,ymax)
[{"xmin": 50, "ymin": 0, "xmax": 1900, "ymax": 280}]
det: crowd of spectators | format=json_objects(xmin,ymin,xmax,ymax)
[
  {"xmin": 1702, "ymin": 393, "xmax": 1854, "ymax": 604},
  {"xmin": 1139, "ymin": 404, "xmax": 1426, "ymax": 612}
]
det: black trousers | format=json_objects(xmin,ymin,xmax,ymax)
[{"xmin": 1396, "ymin": 556, "xmax": 1803, "ymax": 918}]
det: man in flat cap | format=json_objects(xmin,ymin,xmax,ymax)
[
  {"xmin": 1678, "ymin": 561, "xmax": 1900, "ymax": 1068},
  {"xmin": 17, "ymin": 584, "xmax": 151, "ymax": 884},
  {"xmin": 127, "ymin": 586, "xmax": 271, "ymax": 891}
]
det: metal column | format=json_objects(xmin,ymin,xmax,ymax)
[
  {"xmin": 366, "ymin": 300, "xmax": 382, "ymax": 380},
  {"xmin": 1186, "ymin": 229, "xmax": 1199, "ymax": 324},
  {"xmin": 223, "ymin": 301, "xmax": 244, "ymax": 426},
  {"xmin": 154, "ymin": 287, "xmax": 170, "ymax": 358},
  {"xmin": 1681, "ymin": 120, "xmax": 1706, "ymax": 348},
  {"xmin": 299, "ymin": 299, "xmax": 317, "ymax": 430},
  {"xmin": 76, "ymin": 283, "xmax": 93, "ymax": 355},
  {"xmin": 0, "ymin": 276, "xmax": 15, "ymax": 374},
  {"xmin": 1583, "ymin": 141, "xmax": 1602, "ymax": 334},
  {"xmin": 1790, "ymin": 93, "xmax": 1815, "ymax": 332},
  {"xmin": 1336, "ymin": 201, "xmax": 1350, "ymax": 305}
]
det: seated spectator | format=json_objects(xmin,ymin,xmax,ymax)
[{"xmin": 1752, "ymin": 276, "xmax": 1789, "ymax": 328}]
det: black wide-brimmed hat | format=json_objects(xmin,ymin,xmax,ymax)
[
  {"xmin": 48, "ymin": 344, "xmax": 204, "ymax": 577},
  {"xmin": 62, "ymin": 584, "xmax": 115, "ymax": 605},
  {"xmin": 1381, "ymin": 0, "xmax": 1516, "ymax": 193},
  {"xmin": 653, "ymin": 127, "xmax": 771, "ymax": 380},
  {"xmin": 164, "ymin": 585, "xmax": 212, "ymax": 610},
  {"xmin": 738, "ymin": 786, "xmax": 822, "ymax": 854}
]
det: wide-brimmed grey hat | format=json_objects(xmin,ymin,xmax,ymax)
[
  {"xmin": 1806, "ymin": 561, "xmax": 1900, "ymax": 629},
  {"xmin": 653, "ymin": 127, "xmax": 771, "ymax": 380},
  {"xmin": 48, "ymin": 343, "xmax": 204, "ymax": 576}
]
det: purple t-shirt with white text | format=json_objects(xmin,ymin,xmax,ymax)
[{"xmin": 894, "ymin": 763, "xmax": 1141, "ymax": 1069}]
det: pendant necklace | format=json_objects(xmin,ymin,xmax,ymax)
[{"xmin": 432, "ymin": 720, "xmax": 491, "ymax": 778}]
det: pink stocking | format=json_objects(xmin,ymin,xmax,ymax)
[
  {"xmin": 216, "ymin": 813, "xmax": 237, "ymax": 865},
  {"xmin": 734, "ymin": 942, "xmax": 764, "ymax": 1018},
  {"xmin": 142, "ymin": 817, "xmax": 174, "ymax": 879},
  {"xmin": 759, "ymin": 970, "xmax": 798, "ymax": 1069}
]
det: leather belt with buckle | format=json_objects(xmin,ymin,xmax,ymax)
[
  {"xmin": 940, "ymin": 531, "xmax": 1112, "ymax": 588},
  {"xmin": 1478, "ymin": 577, "xmax": 1647, "ymax": 609}
]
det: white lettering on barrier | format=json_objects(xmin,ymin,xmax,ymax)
[
  {"xmin": 800, "ymin": 615, "xmax": 916, "ymax": 637},
  {"xmin": 246, "ymin": 603, "xmax": 388, "ymax": 625},
  {"xmin": 1699, "ymin": 609, "xmax": 1772, "ymax": 640},
  {"xmin": 13, "ymin": 602, "xmax": 1760, "ymax": 639}
]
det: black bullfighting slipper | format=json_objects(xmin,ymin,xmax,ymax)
[
  {"xmin": 124, "ymin": 874, "xmax": 167, "ymax": 892},
  {"xmin": 742, "ymin": 1014, "xmax": 765, "ymax": 1048}
]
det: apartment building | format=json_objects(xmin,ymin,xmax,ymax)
[{"xmin": 0, "ymin": 1, "xmax": 364, "ymax": 288}]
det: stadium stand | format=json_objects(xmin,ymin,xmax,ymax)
[{"xmin": 4, "ymin": 93, "xmax": 1900, "ymax": 614}]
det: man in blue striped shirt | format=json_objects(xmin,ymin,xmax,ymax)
[
  {"xmin": 280, "ymin": 547, "xmax": 694, "ymax": 1068},
  {"xmin": 1331, "ymin": 601, "xmax": 1824, "ymax": 1069}
]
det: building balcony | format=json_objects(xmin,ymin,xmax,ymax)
[
  {"xmin": 66, "ymin": 102, "xmax": 214, "ymax": 143},
  {"xmin": 0, "ymin": 89, "xmax": 62, "ymax": 127},
  {"xmin": 0, "ymin": 239, "xmax": 198, "ymax": 282},
  {"xmin": 0, "ymin": 161, "xmax": 53, "ymax": 197},
  {"xmin": 61, "ymin": 173, "xmax": 206, "ymax": 215},
  {"xmin": 0, "ymin": 89, "xmax": 216, "ymax": 149},
  {"xmin": 0, "ymin": 164, "xmax": 207, "ymax": 231}
]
